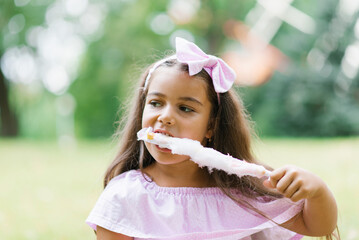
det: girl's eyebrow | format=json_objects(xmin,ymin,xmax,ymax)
[
  {"xmin": 178, "ymin": 97, "xmax": 203, "ymax": 106},
  {"xmin": 147, "ymin": 92, "xmax": 203, "ymax": 106},
  {"xmin": 147, "ymin": 92, "xmax": 166, "ymax": 98}
]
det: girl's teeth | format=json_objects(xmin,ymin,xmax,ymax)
[{"xmin": 155, "ymin": 131, "xmax": 171, "ymax": 137}]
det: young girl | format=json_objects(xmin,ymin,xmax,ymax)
[{"xmin": 86, "ymin": 37, "xmax": 338, "ymax": 240}]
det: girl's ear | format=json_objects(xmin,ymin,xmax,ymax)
[
  {"xmin": 205, "ymin": 129, "xmax": 213, "ymax": 139},
  {"xmin": 206, "ymin": 118, "xmax": 215, "ymax": 139}
]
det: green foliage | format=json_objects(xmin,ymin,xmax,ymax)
[
  {"xmin": 0, "ymin": 0, "xmax": 48, "ymax": 51},
  {"xmin": 1, "ymin": 0, "xmax": 358, "ymax": 138},
  {"xmin": 244, "ymin": 66, "xmax": 359, "ymax": 136},
  {"xmin": 242, "ymin": 0, "xmax": 359, "ymax": 137}
]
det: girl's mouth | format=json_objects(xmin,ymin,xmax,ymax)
[
  {"xmin": 153, "ymin": 129, "xmax": 174, "ymax": 137},
  {"xmin": 152, "ymin": 129, "xmax": 174, "ymax": 152},
  {"xmin": 155, "ymin": 144, "xmax": 172, "ymax": 152}
]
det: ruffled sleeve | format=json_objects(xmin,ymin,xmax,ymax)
[{"xmin": 86, "ymin": 171, "xmax": 151, "ymax": 237}]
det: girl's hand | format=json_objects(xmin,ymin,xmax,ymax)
[
  {"xmin": 263, "ymin": 165, "xmax": 327, "ymax": 202},
  {"xmin": 263, "ymin": 165, "xmax": 338, "ymax": 236}
]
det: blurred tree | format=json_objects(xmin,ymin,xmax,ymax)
[
  {"xmin": 0, "ymin": 64, "xmax": 18, "ymax": 136},
  {"xmin": 0, "ymin": 1, "xmax": 48, "ymax": 136},
  {"xmin": 243, "ymin": 0, "xmax": 359, "ymax": 136},
  {"xmin": 0, "ymin": 1, "xmax": 20, "ymax": 137}
]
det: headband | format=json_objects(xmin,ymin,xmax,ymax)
[{"xmin": 144, "ymin": 37, "xmax": 236, "ymax": 93}]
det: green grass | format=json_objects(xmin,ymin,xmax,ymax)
[
  {"xmin": 0, "ymin": 139, "xmax": 115, "ymax": 240},
  {"xmin": 0, "ymin": 138, "xmax": 358, "ymax": 239}
]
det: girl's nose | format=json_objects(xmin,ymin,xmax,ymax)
[{"xmin": 158, "ymin": 106, "xmax": 175, "ymax": 125}]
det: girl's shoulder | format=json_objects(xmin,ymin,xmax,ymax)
[
  {"xmin": 105, "ymin": 169, "xmax": 143, "ymax": 192},
  {"xmin": 101, "ymin": 170, "xmax": 150, "ymax": 202}
]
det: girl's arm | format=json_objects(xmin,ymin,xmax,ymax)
[
  {"xmin": 97, "ymin": 226, "xmax": 134, "ymax": 240},
  {"xmin": 263, "ymin": 165, "xmax": 338, "ymax": 236}
]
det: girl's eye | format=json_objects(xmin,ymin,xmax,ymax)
[
  {"xmin": 180, "ymin": 106, "xmax": 194, "ymax": 113},
  {"xmin": 149, "ymin": 101, "xmax": 161, "ymax": 107}
]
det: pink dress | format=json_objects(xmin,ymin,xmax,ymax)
[{"xmin": 86, "ymin": 170, "xmax": 303, "ymax": 240}]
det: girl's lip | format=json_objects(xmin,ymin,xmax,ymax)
[{"xmin": 155, "ymin": 144, "xmax": 172, "ymax": 152}]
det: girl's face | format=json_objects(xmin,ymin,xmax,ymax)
[{"xmin": 142, "ymin": 66, "xmax": 213, "ymax": 166}]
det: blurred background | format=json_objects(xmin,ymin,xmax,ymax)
[
  {"xmin": 1, "ymin": 0, "xmax": 359, "ymax": 140},
  {"xmin": 0, "ymin": 0, "xmax": 358, "ymax": 239}
]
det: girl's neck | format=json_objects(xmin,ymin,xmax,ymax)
[{"xmin": 144, "ymin": 162, "xmax": 215, "ymax": 188}]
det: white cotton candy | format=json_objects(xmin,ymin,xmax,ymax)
[
  {"xmin": 137, "ymin": 128, "xmax": 271, "ymax": 178},
  {"xmin": 137, "ymin": 127, "xmax": 172, "ymax": 149},
  {"xmin": 169, "ymin": 137, "xmax": 203, "ymax": 157}
]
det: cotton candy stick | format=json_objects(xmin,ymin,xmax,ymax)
[{"xmin": 137, "ymin": 128, "xmax": 271, "ymax": 178}]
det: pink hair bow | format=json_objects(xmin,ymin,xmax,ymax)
[{"xmin": 175, "ymin": 37, "xmax": 236, "ymax": 93}]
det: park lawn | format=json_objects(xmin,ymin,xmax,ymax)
[{"xmin": 0, "ymin": 138, "xmax": 358, "ymax": 240}]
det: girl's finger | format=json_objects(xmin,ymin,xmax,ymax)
[
  {"xmin": 276, "ymin": 172, "xmax": 294, "ymax": 194},
  {"xmin": 289, "ymin": 188, "xmax": 305, "ymax": 202},
  {"xmin": 282, "ymin": 180, "xmax": 301, "ymax": 199},
  {"xmin": 269, "ymin": 167, "xmax": 287, "ymax": 188}
]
